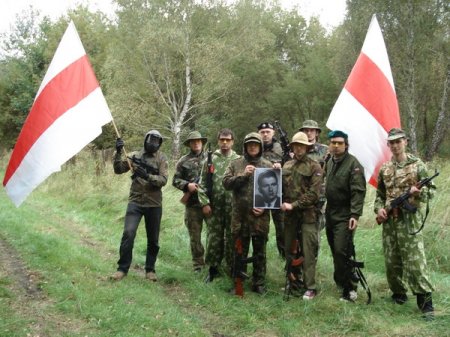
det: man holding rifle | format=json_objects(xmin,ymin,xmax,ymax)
[
  {"xmin": 173, "ymin": 131, "xmax": 208, "ymax": 272},
  {"xmin": 199, "ymin": 129, "xmax": 240, "ymax": 282},
  {"xmin": 111, "ymin": 130, "xmax": 168, "ymax": 282},
  {"xmin": 374, "ymin": 128, "xmax": 435, "ymax": 319}
]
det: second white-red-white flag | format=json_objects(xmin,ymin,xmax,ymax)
[
  {"xmin": 2, "ymin": 21, "xmax": 112, "ymax": 206},
  {"xmin": 326, "ymin": 15, "xmax": 401, "ymax": 187}
]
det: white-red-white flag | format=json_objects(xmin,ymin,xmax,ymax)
[
  {"xmin": 326, "ymin": 15, "xmax": 400, "ymax": 187},
  {"xmin": 2, "ymin": 21, "xmax": 112, "ymax": 206}
]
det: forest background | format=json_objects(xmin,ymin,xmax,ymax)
[
  {"xmin": 0, "ymin": 1, "xmax": 449, "ymax": 336},
  {"xmin": 0, "ymin": 0, "xmax": 448, "ymax": 161}
]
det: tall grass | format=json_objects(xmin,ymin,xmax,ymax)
[{"xmin": 0, "ymin": 150, "xmax": 449, "ymax": 337}]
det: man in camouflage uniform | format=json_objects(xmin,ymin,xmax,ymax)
[
  {"xmin": 198, "ymin": 128, "xmax": 240, "ymax": 282},
  {"xmin": 111, "ymin": 130, "xmax": 168, "ymax": 282},
  {"xmin": 223, "ymin": 132, "xmax": 275, "ymax": 294},
  {"xmin": 299, "ymin": 119, "xmax": 329, "ymax": 230},
  {"xmin": 374, "ymin": 128, "xmax": 435, "ymax": 318},
  {"xmin": 258, "ymin": 122, "xmax": 285, "ymax": 258},
  {"xmin": 172, "ymin": 131, "xmax": 208, "ymax": 272},
  {"xmin": 324, "ymin": 130, "xmax": 366, "ymax": 301},
  {"xmin": 298, "ymin": 120, "xmax": 329, "ymax": 167},
  {"xmin": 281, "ymin": 132, "xmax": 323, "ymax": 300}
]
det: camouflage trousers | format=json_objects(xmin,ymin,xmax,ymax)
[
  {"xmin": 237, "ymin": 235, "xmax": 267, "ymax": 287},
  {"xmin": 284, "ymin": 216, "xmax": 320, "ymax": 290},
  {"xmin": 205, "ymin": 206, "xmax": 233, "ymax": 275},
  {"xmin": 382, "ymin": 217, "xmax": 434, "ymax": 294},
  {"xmin": 270, "ymin": 209, "xmax": 285, "ymax": 257},
  {"xmin": 184, "ymin": 206, "xmax": 206, "ymax": 269}
]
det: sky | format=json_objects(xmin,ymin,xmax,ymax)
[{"xmin": 0, "ymin": 0, "xmax": 347, "ymax": 35}]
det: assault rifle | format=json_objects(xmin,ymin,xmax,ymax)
[
  {"xmin": 283, "ymin": 238, "xmax": 304, "ymax": 301},
  {"xmin": 233, "ymin": 237, "xmax": 255, "ymax": 297},
  {"xmin": 205, "ymin": 143, "xmax": 214, "ymax": 203},
  {"xmin": 273, "ymin": 120, "xmax": 291, "ymax": 164},
  {"xmin": 347, "ymin": 237, "xmax": 371, "ymax": 304},
  {"xmin": 128, "ymin": 155, "xmax": 159, "ymax": 180},
  {"xmin": 375, "ymin": 170, "xmax": 439, "ymax": 234}
]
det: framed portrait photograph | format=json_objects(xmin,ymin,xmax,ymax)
[{"xmin": 253, "ymin": 168, "xmax": 282, "ymax": 209}]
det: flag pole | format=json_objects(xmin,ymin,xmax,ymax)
[{"xmin": 110, "ymin": 118, "xmax": 133, "ymax": 171}]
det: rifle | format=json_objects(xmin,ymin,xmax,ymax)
[
  {"xmin": 273, "ymin": 120, "xmax": 291, "ymax": 164},
  {"xmin": 376, "ymin": 170, "xmax": 439, "ymax": 234},
  {"xmin": 283, "ymin": 238, "xmax": 304, "ymax": 301},
  {"xmin": 347, "ymin": 237, "xmax": 371, "ymax": 304},
  {"xmin": 128, "ymin": 155, "xmax": 159, "ymax": 179},
  {"xmin": 233, "ymin": 237, "xmax": 255, "ymax": 297},
  {"xmin": 180, "ymin": 176, "xmax": 200, "ymax": 205},
  {"xmin": 205, "ymin": 143, "xmax": 214, "ymax": 203}
]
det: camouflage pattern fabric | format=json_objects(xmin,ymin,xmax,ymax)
[
  {"xmin": 198, "ymin": 149, "xmax": 241, "ymax": 273},
  {"xmin": 307, "ymin": 143, "xmax": 329, "ymax": 168},
  {"xmin": 114, "ymin": 149, "xmax": 168, "ymax": 207},
  {"xmin": 282, "ymin": 154, "xmax": 323, "ymax": 290},
  {"xmin": 223, "ymin": 154, "xmax": 272, "ymax": 286},
  {"xmin": 173, "ymin": 151, "xmax": 207, "ymax": 269},
  {"xmin": 374, "ymin": 153, "xmax": 434, "ymax": 294}
]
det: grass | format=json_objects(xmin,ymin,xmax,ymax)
[{"xmin": 0, "ymin": 150, "xmax": 449, "ymax": 337}]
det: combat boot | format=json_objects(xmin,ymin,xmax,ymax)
[
  {"xmin": 204, "ymin": 266, "xmax": 219, "ymax": 283},
  {"xmin": 417, "ymin": 293, "xmax": 434, "ymax": 321}
]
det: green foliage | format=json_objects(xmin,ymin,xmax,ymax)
[{"xmin": 0, "ymin": 151, "xmax": 449, "ymax": 336}]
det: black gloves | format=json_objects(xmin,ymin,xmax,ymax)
[
  {"xmin": 116, "ymin": 138, "xmax": 124, "ymax": 153},
  {"xmin": 134, "ymin": 166, "xmax": 148, "ymax": 180}
]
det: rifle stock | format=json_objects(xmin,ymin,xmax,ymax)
[
  {"xmin": 284, "ymin": 239, "xmax": 304, "ymax": 301},
  {"xmin": 233, "ymin": 237, "xmax": 255, "ymax": 297}
]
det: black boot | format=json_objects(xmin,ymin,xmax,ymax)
[
  {"xmin": 204, "ymin": 266, "xmax": 219, "ymax": 283},
  {"xmin": 392, "ymin": 293, "xmax": 408, "ymax": 305},
  {"xmin": 417, "ymin": 293, "xmax": 434, "ymax": 320}
]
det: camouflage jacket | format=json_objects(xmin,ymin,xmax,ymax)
[
  {"xmin": 374, "ymin": 153, "xmax": 434, "ymax": 215},
  {"xmin": 198, "ymin": 149, "xmax": 240, "ymax": 208},
  {"xmin": 223, "ymin": 156, "xmax": 273, "ymax": 235},
  {"xmin": 307, "ymin": 143, "xmax": 329, "ymax": 168},
  {"xmin": 262, "ymin": 140, "xmax": 283, "ymax": 164},
  {"xmin": 324, "ymin": 152, "xmax": 366, "ymax": 221},
  {"xmin": 114, "ymin": 149, "xmax": 168, "ymax": 207},
  {"xmin": 282, "ymin": 154, "xmax": 323, "ymax": 223},
  {"xmin": 172, "ymin": 150, "xmax": 207, "ymax": 207}
]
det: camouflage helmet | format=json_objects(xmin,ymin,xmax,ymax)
[
  {"xmin": 299, "ymin": 120, "xmax": 321, "ymax": 132},
  {"xmin": 183, "ymin": 131, "xmax": 207, "ymax": 147},
  {"xmin": 289, "ymin": 131, "xmax": 313, "ymax": 147}
]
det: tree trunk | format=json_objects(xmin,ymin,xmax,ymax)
[{"xmin": 425, "ymin": 69, "xmax": 450, "ymax": 161}]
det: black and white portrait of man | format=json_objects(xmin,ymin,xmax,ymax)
[{"xmin": 254, "ymin": 168, "xmax": 281, "ymax": 209}]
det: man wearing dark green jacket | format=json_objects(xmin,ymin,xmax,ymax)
[{"xmin": 324, "ymin": 130, "xmax": 366, "ymax": 302}]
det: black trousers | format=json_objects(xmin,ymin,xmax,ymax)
[{"xmin": 117, "ymin": 203, "xmax": 162, "ymax": 273}]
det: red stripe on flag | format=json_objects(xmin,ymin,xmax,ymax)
[
  {"xmin": 345, "ymin": 53, "xmax": 400, "ymax": 131},
  {"xmin": 3, "ymin": 55, "xmax": 99, "ymax": 186}
]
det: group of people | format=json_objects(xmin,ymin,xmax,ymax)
[{"xmin": 109, "ymin": 121, "xmax": 436, "ymax": 319}]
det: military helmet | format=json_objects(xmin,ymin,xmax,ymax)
[
  {"xmin": 289, "ymin": 131, "xmax": 313, "ymax": 147},
  {"xmin": 299, "ymin": 120, "xmax": 321, "ymax": 132},
  {"xmin": 183, "ymin": 131, "xmax": 207, "ymax": 146}
]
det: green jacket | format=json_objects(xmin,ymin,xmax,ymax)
[
  {"xmin": 223, "ymin": 156, "xmax": 273, "ymax": 235},
  {"xmin": 172, "ymin": 151, "xmax": 206, "ymax": 207},
  {"xmin": 282, "ymin": 154, "xmax": 323, "ymax": 223},
  {"xmin": 307, "ymin": 143, "xmax": 329, "ymax": 168},
  {"xmin": 262, "ymin": 140, "xmax": 283, "ymax": 164},
  {"xmin": 198, "ymin": 149, "xmax": 240, "ymax": 207},
  {"xmin": 374, "ymin": 153, "xmax": 434, "ymax": 217},
  {"xmin": 114, "ymin": 149, "xmax": 168, "ymax": 207},
  {"xmin": 325, "ymin": 151, "xmax": 366, "ymax": 221}
]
